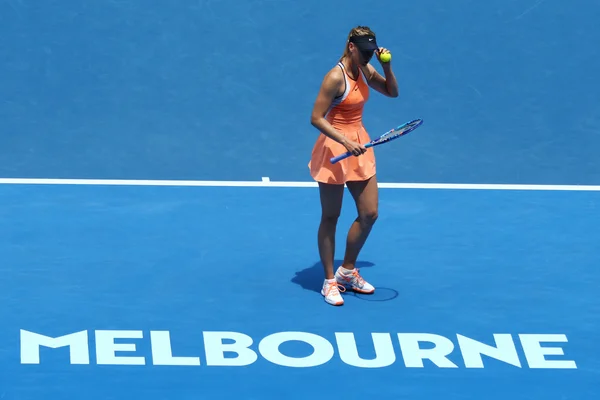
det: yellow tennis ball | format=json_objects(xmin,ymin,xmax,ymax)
[{"xmin": 380, "ymin": 52, "xmax": 391, "ymax": 63}]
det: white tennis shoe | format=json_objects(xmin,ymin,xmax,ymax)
[{"xmin": 335, "ymin": 266, "xmax": 375, "ymax": 294}]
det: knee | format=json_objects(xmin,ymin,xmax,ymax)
[
  {"xmin": 321, "ymin": 213, "xmax": 340, "ymax": 226},
  {"xmin": 359, "ymin": 209, "xmax": 378, "ymax": 226}
]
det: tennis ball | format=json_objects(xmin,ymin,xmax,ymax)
[{"xmin": 379, "ymin": 52, "xmax": 391, "ymax": 63}]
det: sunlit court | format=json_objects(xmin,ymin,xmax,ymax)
[{"xmin": 1, "ymin": 0, "xmax": 599, "ymax": 399}]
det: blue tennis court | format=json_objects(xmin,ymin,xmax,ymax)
[{"xmin": 1, "ymin": 0, "xmax": 599, "ymax": 399}]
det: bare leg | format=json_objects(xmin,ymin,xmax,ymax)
[
  {"xmin": 317, "ymin": 182, "xmax": 345, "ymax": 279},
  {"xmin": 342, "ymin": 175, "xmax": 379, "ymax": 270}
]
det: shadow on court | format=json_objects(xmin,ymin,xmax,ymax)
[{"xmin": 292, "ymin": 260, "xmax": 399, "ymax": 301}]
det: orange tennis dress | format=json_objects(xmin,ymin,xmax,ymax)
[{"xmin": 308, "ymin": 62, "xmax": 376, "ymax": 185}]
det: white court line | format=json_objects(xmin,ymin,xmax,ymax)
[{"xmin": 0, "ymin": 178, "xmax": 600, "ymax": 191}]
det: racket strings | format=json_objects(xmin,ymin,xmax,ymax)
[
  {"xmin": 378, "ymin": 131, "xmax": 400, "ymax": 143},
  {"xmin": 380, "ymin": 120, "xmax": 421, "ymax": 142}
]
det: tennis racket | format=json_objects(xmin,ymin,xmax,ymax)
[{"xmin": 330, "ymin": 118, "xmax": 423, "ymax": 164}]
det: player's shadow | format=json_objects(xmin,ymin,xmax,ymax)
[{"xmin": 291, "ymin": 260, "xmax": 399, "ymax": 302}]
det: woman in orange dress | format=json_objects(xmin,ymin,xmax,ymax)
[{"xmin": 308, "ymin": 26, "xmax": 398, "ymax": 306}]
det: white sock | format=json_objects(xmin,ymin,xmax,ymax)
[{"xmin": 340, "ymin": 266, "xmax": 354, "ymax": 275}]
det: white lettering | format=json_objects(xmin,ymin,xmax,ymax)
[
  {"xmin": 18, "ymin": 329, "xmax": 578, "ymax": 370},
  {"xmin": 259, "ymin": 332, "xmax": 334, "ymax": 367},
  {"xmin": 150, "ymin": 331, "xmax": 200, "ymax": 366},
  {"xmin": 20, "ymin": 329, "xmax": 90, "ymax": 365},
  {"xmin": 335, "ymin": 332, "xmax": 395, "ymax": 368},
  {"xmin": 95, "ymin": 330, "xmax": 145, "ymax": 365},
  {"xmin": 203, "ymin": 331, "xmax": 257, "ymax": 366},
  {"xmin": 457, "ymin": 334, "xmax": 521, "ymax": 368},
  {"xmin": 397, "ymin": 333, "xmax": 458, "ymax": 368},
  {"xmin": 519, "ymin": 334, "xmax": 577, "ymax": 369}
]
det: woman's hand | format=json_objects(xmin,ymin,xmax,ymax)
[{"xmin": 342, "ymin": 138, "xmax": 367, "ymax": 157}]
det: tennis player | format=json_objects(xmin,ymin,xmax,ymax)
[{"xmin": 308, "ymin": 26, "xmax": 398, "ymax": 306}]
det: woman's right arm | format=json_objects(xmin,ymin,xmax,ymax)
[{"xmin": 310, "ymin": 69, "xmax": 367, "ymax": 157}]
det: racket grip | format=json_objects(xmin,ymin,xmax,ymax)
[
  {"xmin": 330, "ymin": 151, "xmax": 352, "ymax": 164},
  {"xmin": 330, "ymin": 143, "xmax": 373, "ymax": 164}
]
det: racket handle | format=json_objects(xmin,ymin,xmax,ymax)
[
  {"xmin": 329, "ymin": 143, "xmax": 373, "ymax": 164},
  {"xmin": 330, "ymin": 151, "xmax": 352, "ymax": 164}
]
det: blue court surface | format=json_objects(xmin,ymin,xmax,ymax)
[{"xmin": 1, "ymin": 0, "xmax": 600, "ymax": 399}]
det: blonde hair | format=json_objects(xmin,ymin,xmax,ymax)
[{"xmin": 339, "ymin": 25, "xmax": 376, "ymax": 62}]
